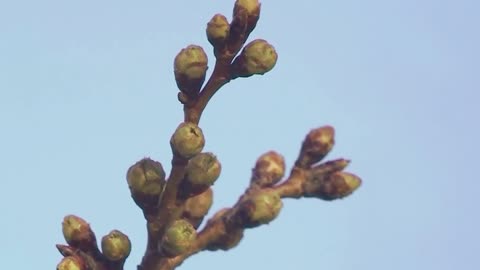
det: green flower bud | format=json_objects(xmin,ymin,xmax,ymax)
[
  {"xmin": 232, "ymin": 0, "xmax": 261, "ymax": 35},
  {"xmin": 170, "ymin": 122, "xmax": 205, "ymax": 159},
  {"xmin": 235, "ymin": 0, "xmax": 260, "ymax": 13},
  {"xmin": 62, "ymin": 215, "xmax": 96, "ymax": 249},
  {"xmin": 101, "ymin": 230, "xmax": 131, "ymax": 261},
  {"xmin": 231, "ymin": 39, "xmax": 277, "ymax": 78},
  {"xmin": 304, "ymin": 171, "xmax": 361, "ymax": 200},
  {"xmin": 297, "ymin": 126, "xmax": 335, "ymax": 168},
  {"xmin": 174, "ymin": 45, "xmax": 208, "ymax": 96},
  {"xmin": 126, "ymin": 158, "xmax": 166, "ymax": 196},
  {"xmin": 180, "ymin": 152, "xmax": 221, "ymax": 197},
  {"xmin": 161, "ymin": 219, "xmax": 197, "ymax": 257},
  {"xmin": 251, "ymin": 151, "xmax": 285, "ymax": 187},
  {"xmin": 126, "ymin": 158, "xmax": 166, "ymax": 208},
  {"xmin": 183, "ymin": 188, "xmax": 214, "ymax": 228},
  {"xmin": 206, "ymin": 14, "xmax": 230, "ymax": 48},
  {"xmin": 237, "ymin": 190, "xmax": 283, "ymax": 228},
  {"xmin": 57, "ymin": 256, "xmax": 85, "ymax": 270}
]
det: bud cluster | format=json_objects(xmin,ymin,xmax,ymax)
[
  {"xmin": 56, "ymin": 1, "xmax": 364, "ymax": 269},
  {"xmin": 174, "ymin": 0, "xmax": 275, "ymax": 96}
]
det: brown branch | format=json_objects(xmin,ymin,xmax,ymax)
[
  {"xmin": 142, "ymin": 56, "xmax": 232, "ymax": 269},
  {"xmin": 149, "ymin": 164, "xmax": 313, "ymax": 270},
  {"xmin": 185, "ymin": 59, "xmax": 232, "ymax": 124}
]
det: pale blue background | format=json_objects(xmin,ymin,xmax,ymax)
[{"xmin": 1, "ymin": 0, "xmax": 478, "ymax": 269}]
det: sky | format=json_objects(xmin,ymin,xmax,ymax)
[{"xmin": 1, "ymin": 0, "xmax": 479, "ymax": 269}]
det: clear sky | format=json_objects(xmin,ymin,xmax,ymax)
[{"xmin": 1, "ymin": 0, "xmax": 478, "ymax": 269}]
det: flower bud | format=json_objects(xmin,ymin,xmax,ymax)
[
  {"xmin": 235, "ymin": 0, "xmax": 261, "ymax": 14},
  {"xmin": 297, "ymin": 126, "xmax": 335, "ymax": 168},
  {"xmin": 236, "ymin": 190, "xmax": 282, "ymax": 228},
  {"xmin": 232, "ymin": 0, "xmax": 261, "ymax": 36},
  {"xmin": 57, "ymin": 256, "xmax": 85, "ymax": 270},
  {"xmin": 251, "ymin": 151, "xmax": 285, "ymax": 187},
  {"xmin": 303, "ymin": 171, "xmax": 361, "ymax": 200},
  {"xmin": 183, "ymin": 188, "xmax": 214, "ymax": 228},
  {"xmin": 101, "ymin": 230, "xmax": 131, "ymax": 261},
  {"xmin": 160, "ymin": 219, "xmax": 197, "ymax": 257},
  {"xmin": 231, "ymin": 39, "xmax": 277, "ymax": 78},
  {"xmin": 206, "ymin": 14, "xmax": 230, "ymax": 48},
  {"xmin": 62, "ymin": 215, "xmax": 96, "ymax": 250},
  {"xmin": 126, "ymin": 158, "xmax": 166, "ymax": 208},
  {"xmin": 170, "ymin": 122, "xmax": 205, "ymax": 159},
  {"xmin": 206, "ymin": 227, "xmax": 244, "ymax": 251},
  {"xmin": 174, "ymin": 45, "xmax": 208, "ymax": 96},
  {"xmin": 180, "ymin": 152, "xmax": 221, "ymax": 197}
]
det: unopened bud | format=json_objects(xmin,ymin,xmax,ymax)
[
  {"xmin": 174, "ymin": 45, "xmax": 208, "ymax": 96},
  {"xmin": 206, "ymin": 227, "xmax": 244, "ymax": 251},
  {"xmin": 297, "ymin": 126, "xmax": 335, "ymax": 168},
  {"xmin": 57, "ymin": 256, "xmax": 85, "ymax": 270},
  {"xmin": 304, "ymin": 171, "xmax": 361, "ymax": 200},
  {"xmin": 101, "ymin": 230, "xmax": 131, "ymax": 261},
  {"xmin": 231, "ymin": 39, "xmax": 277, "ymax": 78},
  {"xmin": 235, "ymin": 0, "xmax": 261, "ymax": 14},
  {"xmin": 126, "ymin": 158, "xmax": 166, "ymax": 208},
  {"xmin": 251, "ymin": 151, "xmax": 285, "ymax": 187},
  {"xmin": 170, "ymin": 122, "xmax": 205, "ymax": 159},
  {"xmin": 207, "ymin": 14, "xmax": 230, "ymax": 48},
  {"xmin": 236, "ymin": 190, "xmax": 282, "ymax": 228},
  {"xmin": 180, "ymin": 152, "xmax": 221, "ymax": 197},
  {"xmin": 62, "ymin": 215, "xmax": 96, "ymax": 249},
  {"xmin": 232, "ymin": 0, "xmax": 261, "ymax": 36},
  {"xmin": 183, "ymin": 188, "xmax": 214, "ymax": 228},
  {"xmin": 161, "ymin": 219, "xmax": 197, "ymax": 257}
]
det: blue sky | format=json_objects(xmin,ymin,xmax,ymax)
[{"xmin": 1, "ymin": 0, "xmax": 478, "ymax": 269}]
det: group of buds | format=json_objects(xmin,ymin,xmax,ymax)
[
  {"xmin": 56, "ymin": 1, "xmax": 362, "ymax": 269},
  {"xmin": 57, "ymin": 215, "xmax": 132, "ymax": 270},
  {"xmin": 174, "ymin": 0, "xmax": 277, "ymax": 102},
  {"xmin": 296, "ymin": 126, "xmax": 361, "ymax": 200}
]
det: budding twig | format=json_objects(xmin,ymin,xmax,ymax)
[{"xmin": 56, "ymin": 2, "xmax": 362, "ymax": 270}]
